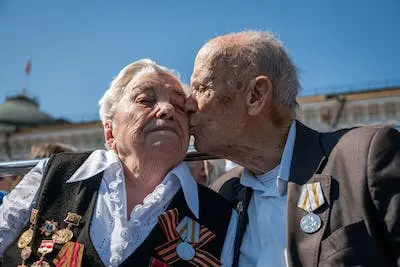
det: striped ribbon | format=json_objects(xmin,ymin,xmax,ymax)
[
  {"xmin": 297, "ymin": 182, "xmax": 325, "ymax": 212},
  {"xmin": 155, "ymin": 208, "xmax": 221, "ymax": 267},
  {"xmin": 53, "ymin": 242, "xmax": 84, "ymax": 267}
]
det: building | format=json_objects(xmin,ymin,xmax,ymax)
[
  {"xmin": 297, "ymin": 83, "xmax": 400, "ymax": 132},
  {"xmin": 1, "ymin": 82, "xmax": 400, "ymax": 162}
]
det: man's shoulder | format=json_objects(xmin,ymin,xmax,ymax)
[{"xmin": 322, "ymin": 125, "xmax": 396, "ymax": 152}]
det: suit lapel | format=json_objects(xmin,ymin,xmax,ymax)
[{"xmin": 286, "ymin": 121, "xmax": 332, "ymax": 267}]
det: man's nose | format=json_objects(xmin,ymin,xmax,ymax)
[
  {"xmin": 155, "ymin": 102, "xmax": 174, "ymax": 119},
  {"xmin": 185, "ymin": 96, "xmax": 198, "ymax": 114}
]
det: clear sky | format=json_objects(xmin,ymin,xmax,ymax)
[{"xmin": 0, "ymin": 0, "xmax": 399, "ymax": 122}]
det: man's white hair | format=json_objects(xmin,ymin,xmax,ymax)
[
  {"xmin": 207, "ymin": 30, "xmax": 299, "ymax": 108},
  {"xmin": 98, "ymin": 59, "xmax": 180, "ymax": 124}
]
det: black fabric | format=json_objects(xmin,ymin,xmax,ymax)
[{"xmin": 2, "ymin": 152, "xmax": 233, "ymax": 267}]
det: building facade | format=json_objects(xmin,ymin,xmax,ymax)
[{"xmin": 1, "ymin": 85, "xmax": 400, "ymax": 162}]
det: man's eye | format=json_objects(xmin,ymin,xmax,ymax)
[{"xmin": 136, "ymin": 98, "xmax": 153, "ymax": 105}]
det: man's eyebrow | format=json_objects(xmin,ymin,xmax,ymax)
[{"xmin": 173, "ymin": 88, "xmax": 187, "ymax": 98}]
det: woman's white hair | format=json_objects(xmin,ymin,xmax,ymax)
[{"xmin": 98, "ymin": 59, "xmax": 180, "ymax": 124}]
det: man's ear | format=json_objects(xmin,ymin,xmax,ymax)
[
  {"xmin": 245, "ymin": 76, "xmax": 272, "ymax": 116},
  {"xmin": 104, "ymin": 121, "xmax": 116, "ymax": 150}
]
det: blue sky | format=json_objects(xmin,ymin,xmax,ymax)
[{"xmin": 0, "ymin": 0, "xmax": 399, "ymax": 121}]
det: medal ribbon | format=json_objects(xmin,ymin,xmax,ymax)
[
  {"xmin": 297, "ymin": 182, "xmax": 325, "ymax": 212},
  {"xmin": 155, "ymin": 208, "xmax": 221, "ymax": 267}
]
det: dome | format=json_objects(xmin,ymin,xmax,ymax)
[{"xmin": 0, "ymin": 91, "xmax": 57, "ymax": 132}]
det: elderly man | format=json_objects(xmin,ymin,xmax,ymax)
[
  {"xmin": 0, "ymin": 59, "xmax": 235, "ymax": 266},
  {"xmin": 186, "ymin": 31, "xmax": 400, "ymax": 266}
]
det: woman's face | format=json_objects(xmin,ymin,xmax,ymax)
[{"xmin": 105, "ymin": 72, "xmax": 189, "ymax": 165}]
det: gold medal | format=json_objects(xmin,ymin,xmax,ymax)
[
  {"xmin": 52, "ymin": 212, "xmax": 82, "ymax": 244},
  {"xmin": 52, "ymin": 228, "xmax": 73, "ymax": 244},
  {"xmin": 17, "ymin": 228, "xmax": 34, "ymax": 248},
  {"xmin": 18, "ymin": 209, "xmax": 39, "ymax": 249}
]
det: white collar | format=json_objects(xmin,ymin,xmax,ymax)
[
  {"xmin": 241, "ymin": 121, "xmax": 296, "ymax": 196},
  {"xmin": 66, "ymin": 150, "xmax": 199, "ymax": 218}
]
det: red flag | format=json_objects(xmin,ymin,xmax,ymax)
[{"xmin": 25, "ymin": 59, "xmax": 31, "ymax": 75}]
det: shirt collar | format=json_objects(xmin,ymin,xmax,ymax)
[
  {"xmin": 66, "ymin": 150, "xmax": 199, "ymax": 218},
  {"xmin": 240, "ymin": 120, "xmax": 296, "ymax": 196}
]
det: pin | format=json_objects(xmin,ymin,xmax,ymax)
[
  {"xmin": 40, "ymin": 220, "xmax": 58, "ymax": 237},
  {"xmin": 52, "ymin": 212, "xmax": 82, "ymax": 244},
  {"xmin": 32, "ymin": 240, "xmax": 55, "ymax": 267},
  {"xmin": 297, "ymin": 182, "xmax": 325, "ymax": 234},
  {"xmin": 18, "ymin": 209, "xmax": 39, "ymax": 249}
]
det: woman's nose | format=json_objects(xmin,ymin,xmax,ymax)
[{"xmin": 155, "ymin": 102, "xmax": 174, "ymax": 119}]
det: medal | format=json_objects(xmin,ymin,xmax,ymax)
[
  {"xmin": 52, "ymin": 212, "xmax": 82, "ymax": 244},
  {"xmin": 18, "ymin": 209, "xmax": 39, "ymax": 249},
  {"xmin": 32, "ymin": 240, "xmax": 54, "ymax": 267},
  {"xmin": 40, "ymin": 220, "xmax": 58, "ymax": 237},
  {"xmin": 52, "ymin": 228, "xmax": 74, "ymax": 244},
  {"xmin": 18, "ymin": 228, "xmax": 34, "ymax": 249},
  {"xmin": 297, "ymin": 182, "xmax": 325, "ymax": 234},
  {"xmin": 300, "ymin": 213, "xmax": 322, "ymax": 233}
]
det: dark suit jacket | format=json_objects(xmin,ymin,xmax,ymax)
[{"xmin": 216, "ymin": 121, "xmax": 400, "ymax": 267}]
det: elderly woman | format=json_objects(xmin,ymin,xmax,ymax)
[{"xmin": 0, "ymin": 59, "xmax": 235, "ymax": 266}]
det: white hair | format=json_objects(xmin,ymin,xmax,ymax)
[
  {"xmin": 207, "ymin": 30, "xmax": 299, "ymax": 108},
  {"xmin": 98, "ymin": 59, "xmax": 180, "ymax": 124}
]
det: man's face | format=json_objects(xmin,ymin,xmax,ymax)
[
  {"xmin": 188, "ymin": 52, "xmax": 246, "ymax": 154},
  {"xmin": 107, "ymin": 72, "xmax": 189, "ymax": 164}
]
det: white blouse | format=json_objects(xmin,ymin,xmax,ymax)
[{"xmin": 0, "ymin": 150, "xmax": 237, "ymax": 266}]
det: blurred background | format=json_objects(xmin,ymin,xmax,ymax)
[{"xmin": 0, "ymin": 0, "xmax": 399, "ymax": 185}]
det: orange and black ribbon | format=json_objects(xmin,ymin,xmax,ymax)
[{"xmin": 155, "ymin": 208, "xmax": 221, "ymax": 267}]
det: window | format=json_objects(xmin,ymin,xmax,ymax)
[
  {"xmin": 368, "ymin": 104, "xmax": 380, "ymax": 122},
  {"xmin": 353, "ymin": 106, "xmax": 364, "ymax": 123},
  {"xmin": 384, "ymin": 102, "xmax": 397, "ymax": 120}
]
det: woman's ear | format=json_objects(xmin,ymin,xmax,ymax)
[
  {"xmin": 245, "ymin": 76, "xmax": 273, "ymax": 116},
  {"xmin": 104, "ymin": 121, "xmax": 116, "ymax": 150}
]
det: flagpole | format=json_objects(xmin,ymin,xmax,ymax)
[{"xmin": 23, "ymin": 58, "xmax": 31, "ymax": 92}]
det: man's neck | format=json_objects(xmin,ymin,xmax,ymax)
[{"xmin": 215, "ymin": 120, "xmax": 292, "ymax": 175}]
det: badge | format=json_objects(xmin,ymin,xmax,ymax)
[
  {"xmin": 18, "ymin": 209, "xmax": 39, "ymax": 249},
  {"xmin": 38, "ymin": 240, "xmax": 55, "ymax": 255},
  {"xmin": 52, "ymin": 228, "xmax": 74, "ymax": 244},
  {"xmin": 40, "ymin": 220, "xmax": 58, "ymax": 237},
  {"xmin": 297, "ymin": 182, "xmax": 325, "ymax": 234},
  {"xmin": 32, "ymin": 240, "xmax": 55, "ymax": 267},
  {"xmin": 52, "ymin": 212, "xmax": 82, "ymax": 244},
  {"xmin": 18, "ymin": 228, "xmax": 34, "ymax": 249}
]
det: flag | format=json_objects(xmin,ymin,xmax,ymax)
[{"xmin": 25, "ymin": 59, "xmax": 31, "ymax": 75}]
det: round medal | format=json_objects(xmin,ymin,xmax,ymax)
[
  {"xmin": 300, "ymin": 213, "xmax": 322, "ymax": 233},
  {"xmin": 176, "ymin": 242, "xmax": 195, "ymax": 261},
  {"xmin": 17, "ymin": 229, "xmax": 34, "ymax": 248},
  {"xmin": 52, "ymin": 228, "xmax": 73, "ymax": 244}
]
